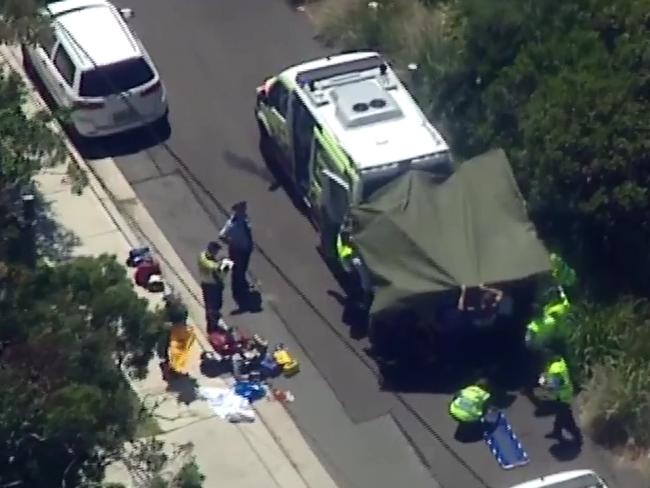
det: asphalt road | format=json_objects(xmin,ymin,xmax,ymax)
[{"xmin": 87, "ymin": 1, "xmax": 645, "ymax": 487}]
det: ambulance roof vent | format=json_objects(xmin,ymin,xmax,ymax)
[{"xmin": 331, "ymin": 79, "xmax": 402, "ymax": 128}]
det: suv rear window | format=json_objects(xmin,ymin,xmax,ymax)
[{"xmin": 79, "ymin": 57, "xmax": 154, "ymax": 97}]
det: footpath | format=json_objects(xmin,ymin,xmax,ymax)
[{"xmin": 0, "ymin": 46, "xmax": 339, "ymax": 488}]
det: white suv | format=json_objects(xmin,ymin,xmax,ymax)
[
  {"xmin": 22, "ymin": 0, "xmax": 168, "ymax": 138},
  {"xmin": 508, "ymin": 469, "xmax": 609, "ymax": 488}
]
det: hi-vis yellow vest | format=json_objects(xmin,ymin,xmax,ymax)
[
  {"xmin": 449, "ymin": 385, "xmax": 490, "ymax": 422},
  {"xmin": 198, "ymin": 251, "xmax": 229, "ymax": 284},
  {"xmin": 527, "ymin": 296, "xmax": 570, "ymax": 345},
  {"xmin": 169, "ymin": 324, "xmax": 196, "ymax": 374},
  {"xmin": 336, "ymin": 234, "xmax": 354, "ymax": 262},
  {"xmin": 545, "ymin": 358, "xmax": 574, "ymax": 403}
]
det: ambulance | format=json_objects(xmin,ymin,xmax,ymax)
[
  {"xmin": 255, "ymin": 52, "xmax": 554, "ymax": 362},
  {"xmin": 254, "ymin": 51, "xmax": 454, "ymax": 257}
]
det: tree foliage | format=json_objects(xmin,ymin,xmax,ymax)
[
  {"xmin": 0, "ymin": 68, "xmax": 67, "ymax": 261},
  {"xmin": 0, "ymin": 0, "xmax": 50, "ymax": 43},
  {"xmin": 0, "ymin": 255, "xmax": 166, "ymax": 486},
  {"xmin": 413, "ymin": 0, "xmax": 650, "ymax": 293},
  {"xmin": 1, "ymin": 5, "xmax": 202, "ymax": 486}
]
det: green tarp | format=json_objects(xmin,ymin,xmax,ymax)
[{"xmin": 351, "ymin": 149, "xmax": 551, "ymax": 317}]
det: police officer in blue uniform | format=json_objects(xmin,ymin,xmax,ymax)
[{"xmin": 219, "ymin": 201, "xmax": 254, "ymax": 305}]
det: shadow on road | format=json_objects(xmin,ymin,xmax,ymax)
[
  {"xmin": 373, "ymin": 320, "xmax": 540, "ymax": 399},
  {"xmin": 71, "ymin": 117, "xmax": 172, "ymax": 160},
  {"xmin": 165, "ymin": 374, "xmax": 199, "ymax": 405},
  {"xmin": 256, "ymin": 138, "xmax": 313, "ymax": 223},
  {"xmin": 223, "ymin": 150, "xmax": 275, "ymax": 185},
  {"xmin": 230, "ymin": 289, "xmax": 264, "ymax": 315},
  {"xmin": 549, "ymin": 440, "xmax": 581, "ymax": 461},
  {"xmin": 454, "ymin": 422, "xmax": 486, "ymax": 444}
]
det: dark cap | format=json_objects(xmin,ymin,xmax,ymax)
[
  {"xmin": 231, "ymin": 201, "xmax": 247, "ymax": 212},
  {"xmin": 207, "ymin": 241, "xmax": 221, "ymax": 254}
]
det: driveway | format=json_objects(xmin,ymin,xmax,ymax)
[{"xmin": 87, "ymin": 0, "xmax": 645, "ymax": 487}]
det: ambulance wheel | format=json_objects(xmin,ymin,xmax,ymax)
[
  {"xmin": 257, "ymin": 117, "xmax": 267, "ymax": 137},
  {"xmin": 319, "ymin": 216, "xmax": 338, "ymax": 264},
  {"xmin": 257, "ymin": 119, "xmax": 272, "ymax": 157}
]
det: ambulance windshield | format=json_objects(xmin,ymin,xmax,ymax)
[{"xmin": 360, "ymin": 150, "xmax": 453, "ymax": 202}]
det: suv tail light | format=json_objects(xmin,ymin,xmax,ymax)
[
  {"xmin": 74, "ymin": 100, "xmax": 104, "ymax": 110},
  {"xmin": 140, "ymin": 80, "xmax": 161, "ymax": 97}
]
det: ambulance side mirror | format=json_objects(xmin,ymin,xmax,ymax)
[
  {"xmin": 404, "ymin": 62, "xmax": 419, "ymax": 91},
  {"xmin": 257, "ymin": 89, "xmax": 267, "ymax": 103},
  {"xmin": 119, "ymin": 8, "xmax": 135, "ymax": 20}
]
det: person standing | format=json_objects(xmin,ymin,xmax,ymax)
[
  {"xmin": 219, "ymin": 201, "xmax": 254, "ymax": 305},
  {"xmin": 336, "ymin": 219, "xmax": 372, "ymax": 319},
  {"xmin": 538, "ymin": 355, "xmax": 583, "ymax": 445},
  {"xmin": 197, "ymin": 241, "xmax": 233, "ymax": 330}
]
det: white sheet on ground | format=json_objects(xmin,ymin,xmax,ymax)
[{"xmin": 198, "ymin": 386, "xmax": 255, "ymax": 423}]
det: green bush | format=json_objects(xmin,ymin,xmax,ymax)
[
  {"xmin": 568, "ymin": 298, "xmax": 650, "ymax": 449},
  {"xmin": 312, "ymin": 0, "xmax": 650, "ymax": 455},
  {"xmin": 579, "ymin": 362, "xmax": 650, "ymax": 449},
  {"xmin": 415, "ymin": 0, "xmax": 650, "ymax": 295},
  {"xmin": 172, "ymin": 460, "xmax": 205, "ymax": 488},
  {"xmin": 313, "ymin": 0, "xmax": 403, "ymax": 52},
  {"xmin": 312, "ymin": 0, "xmax": 451, "ymax": 63},
  {"xmin": 567, "ymin": 298, "xmax": 650, "ymax": 377}
]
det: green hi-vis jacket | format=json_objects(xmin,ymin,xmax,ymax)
[
  {"xmin": 198, "ymin": 251, "xmax": 230, "ymax": 285},
  {"xmin": 542, "ymin": 358, "xmax": 574, "ymax": 404},
  {"xmin": 526, "ymin": 295, "xmax": 571, "ymax": 346},
  {"xmin": 449, "ymin": 385, "xmax": 491, "ymax": 423}
]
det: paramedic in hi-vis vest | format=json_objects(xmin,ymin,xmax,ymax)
[
  {"xmin": 336, "ymin": 217, "xmax": 372, "ymax": 317},
  {"xmin": 449, "ymin": 380, "xmax": 494, "ymax": 440},
  {"xmin": 198, "ymin": 241, "xmax": 233, "ymax": 331},
  {"xmin": 526, "ymin": 252, "xmax": 576, "ymax": 352},
  {"xmin": 525, "ymin": 285, "xmax": 571, "ymax": 352},
  {"xmin": 449, "ymin": 380, "xmax": 492, "ymax": 424},
  {"xmin": 538, "ymin": 355, "xmax": 582, "ymax": 445}
]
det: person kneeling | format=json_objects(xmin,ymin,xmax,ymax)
[{"xmin": 450, "ymin": 380, "xmax": 492, "ymax": 441}]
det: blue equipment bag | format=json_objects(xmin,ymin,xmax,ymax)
[
  {"xmin": 234, "ymin": 380, "xmax": 266, "ymax": 402},
  {"xmin": 483, "ymin": 410, "xmax": 529, "ymax": 470},
  {"xmin": 259, "ymin": 353, "xmax": 281, "ymax": 378},
  {"xmin": 126, "ymin": 247, "xmax": 152, "ymax": 267}
]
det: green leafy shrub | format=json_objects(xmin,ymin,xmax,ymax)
[
  {"xmin": 172, "ymin": 460, "xmax": 205, "ymax": 488},
  {"xmin": 0, "ymin": 255, "xmax": 167, "ymax": 485},
  {"xmin": 579, "ymin": 362, "xmax": 650, "ymax": 449},
  {"xmin": 568, "ymin": 298, "xmax": 650, "ymax": 449},
  {"xmin": 567, "ymin": 298, "xmax": 650, "ymax": 377},
  {"xmin": 312, "ymin": 0, "xmax": 404, "ymax": 52},
  {"xmin": 312, "ymin": 0, "xmax": 451, "ymax": 65},
  {"xmin": 417, "ymin": 0, "xmax": 650, "ymax": 294}
]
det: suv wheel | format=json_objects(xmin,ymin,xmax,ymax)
[{"xmin": 21, "ymin": 44, "xmax": 35, "ymax": 78}]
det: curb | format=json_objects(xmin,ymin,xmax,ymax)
[{"xmin": 0, "ymin": 44, "xmax": 338, "ymax": 488}]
